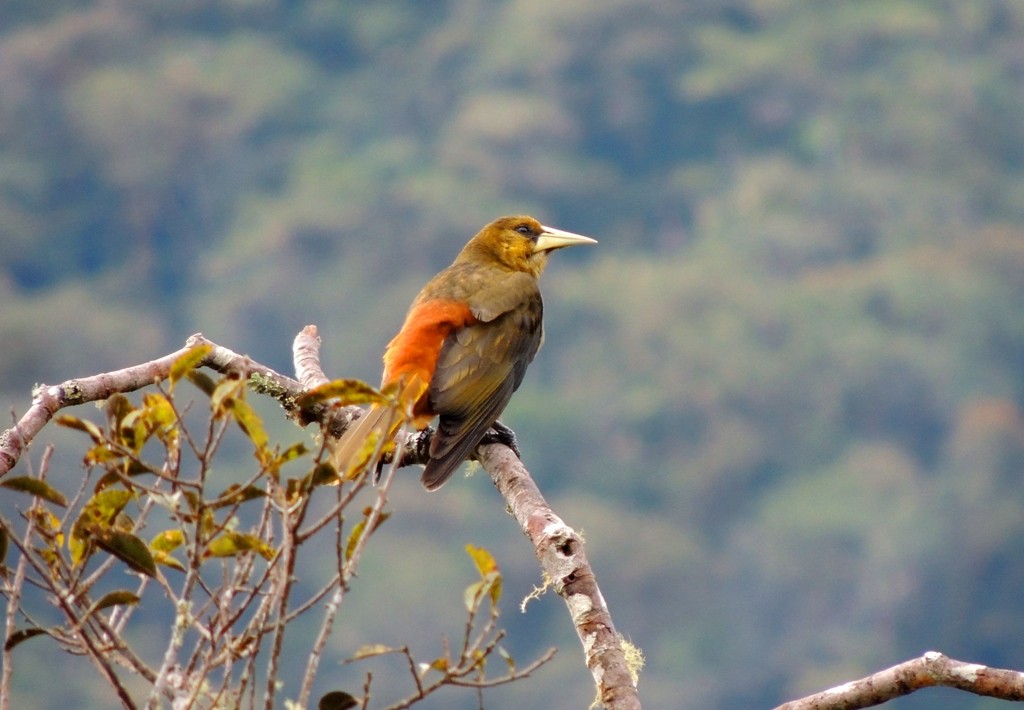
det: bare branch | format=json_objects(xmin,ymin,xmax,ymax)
[
  {"xmin": 478, "ymin": 444, "xmax": 641, "ymax": 710},
  {"xmin": 775, "ymin": 651, "xmax": 1024, "ymax": 709},
  {"xmin": 0, "ymin": 343, "xmax": 196, "ymax": 476},
  {"xmin": 293, "ymin": 325, "xmax": 331, "ymax": 390}
]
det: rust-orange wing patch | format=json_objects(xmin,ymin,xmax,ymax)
[{"xmin": 382, "ymin": 298, "xmax": 477, "ymax": 423}]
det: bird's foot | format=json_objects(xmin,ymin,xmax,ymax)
[
  {"xmin": 480, "ymin": 420, "xmax": 521, "ymax": 459},
  {"xmin": 369, "ymin": 427, "xmax": 434, "ymax": 484}
]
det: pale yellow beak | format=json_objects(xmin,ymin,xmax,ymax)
[{"xmin": 534, "ymin": 225, "xmax": 598, "ymax": 253}]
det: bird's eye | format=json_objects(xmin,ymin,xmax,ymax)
[{"xmin": 515, "ymin": 225, "xmax": 532, "ymax": 236}]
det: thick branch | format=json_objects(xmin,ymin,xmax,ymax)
[
  {"xmin": 479, "ymin": 444, "xmax": 641, "ymax": 710},
  {"xmin": 775, "ymin": 651, "xmax": 1024, "ymax": 709},
  {"xmin": 0, "ymin": 332, "xmax": 346, "ymax": 477},
  {"xmin": 1, "ymin": 341, "xmax": 198, "ymax": 476}
]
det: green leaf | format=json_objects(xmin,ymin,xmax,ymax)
[
  {"xmin": 317, "ymin": 691, "xmax": 358, "ymax": 710},
  {"xmin": 86, "ymin": 590, "xmax": 140, "ymax": 618},
  {"xmin": 211, "ymin": 484, "xmax": 266, "ymax": 509},
  {"xmin": 170, "ymin": 343, "xmax": 212, "ymax": 384},
  {"xmin": 70, "ymin": 489, "xmax": 135, "ymax": 566},
  {"xmin": 94, "ymin": 459, "xmax": 155, "ymax": 492},
  {"xmin": 0, "ymin": 477, "xmax": 68, "ymax": 507},
  {"xmin": 278, "ymin": 441, "xmax": 309, "ymax": 463},
  {"xmin": 187, "ymin": 370, "xmax": 218, "ymax": 397},
  {"xmin": 298, "ymin": 379, "xmax": 389, "ymax": 408},
  {"xmin": 94, "ymin": 530, "xmax": 157, "ymax": 577},
  {"xmin": 55, "ymin": 415, "xmax": 104, "ymax": 443},
  {"xmin": 5, "ymin": 627, "xmax": 48, "ymax": 651},
  {"xmin": 289, "ymin": 463, "xmax": 340, "ymax": 500},
  {"xmin": 205, "ymin": 532, "xmax": 274, "ymax": 561}
]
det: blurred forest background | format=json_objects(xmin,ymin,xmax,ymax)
[{"xmin": 3, "ymin": 1, "xmax": 1024, "ymax": 708}]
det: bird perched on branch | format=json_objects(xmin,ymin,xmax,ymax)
[{"xmin": 331, "ymin": 215, "xmax": 596, "ymax": 490}]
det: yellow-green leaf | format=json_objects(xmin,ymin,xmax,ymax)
[
  {"xmin": 81, "ymin": 489, "xmax": 134, "ymax": 523},
  {"xmin": 69, "ymin": 535, "xmax": 90, "ymax": 567},
  {"xmin": 298, "ymin": 379, "xmax": 389, "ymax": 408},
  {"xmin": 465, "ymin": 544, "xmax": 499, "ymax": 578},
  {"xmin": 85, "ymin": 444, "xmax": 122, "ymax": 465},
  {"xmin": 29, "ymin": 508, "xmax": 63, "ymax": 546},
  {"xmin": 485, "ymin": 571, "xmax": 502, "ymax": 606},
  {"xmin": 310, "ymin": 462, "xmax": 338, "ymax": 487},
  {"xmin": 226, "ymin": 398, "xmax": 268, "ymax": 450},
  {"xmin": 150, "ymin": 529, "xmax": 185, "ymax": 553},
  {"xmin": 423, "ymin": 656, "xmax": 449, "ymax": 675},
  {"xmin": 104, "ymin": 394, "xmax": 134, "ymax": 428},
  {"xmin": 463, "ymin": 573, "xmax": 502, "ymax": 610},
  {"xmin": 205, "ymin": 532, "xmax": 274, "ymax": 561},
  {"xmin": 344, "ymin": 509, "xmax": 391, "ymax": 562},
  {"xmin": 117, "ymin": 409, "xmax": 145, "ymax": 450},
  {"xmin": 344, "ymin": 520, "xmax": 367, "ymax": 563},
  {"xmin": 464, "ymin": 546, "xmax": 502, "ymax": 607},
  {"xmin": 278, "ymin": 441, "xmax": 309, "ymax": 463},
  {"xmin": 0, "ymin": 477, "xmax": 68, "ymax": 507},
  {"xmin": 141, "ymin": 392, "xmax": 176, "ymax": 430},
  {"xmin": 210, "ymin": 377, "xmax": 245, "ymax": 415},
  {"xmin": 95, "ymin": 530, "xmax": 157, "ymax": 577},
  {"xmin": 170, "ymin": 344, "xmax": 212, "ymax": 384},
  {"xmin": 153, "ymin": 550, "xmax": 185, "ymax": 572},
  {"xmin": 55, "ymin": 415, "xmax": 104, "ymax": 443}
]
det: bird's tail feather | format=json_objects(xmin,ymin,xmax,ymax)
[{"xmin": 329, "ymin": 376, "xmax": 426, "ymax": 481}]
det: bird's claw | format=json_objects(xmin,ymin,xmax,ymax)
[{"xmin": 480, "ymin": 420, "xmax": 522, "ymax": 459}]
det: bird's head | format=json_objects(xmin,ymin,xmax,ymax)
[{"xmin": 461, "ymin": 215, "xmax": 597, "ymax": 276}]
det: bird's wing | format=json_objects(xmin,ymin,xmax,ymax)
[{"xmin": 421, "ymin": 290, "xmax": 543, "ymax": 490}]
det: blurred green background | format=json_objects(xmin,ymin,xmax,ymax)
[{"xmin": 3, "ymin": 1, "xmax": 1024, "ymax": 708}]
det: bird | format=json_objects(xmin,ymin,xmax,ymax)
[{"xmin": 330, "ymin": 215, "xmax": 596, "ymax": 490}]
